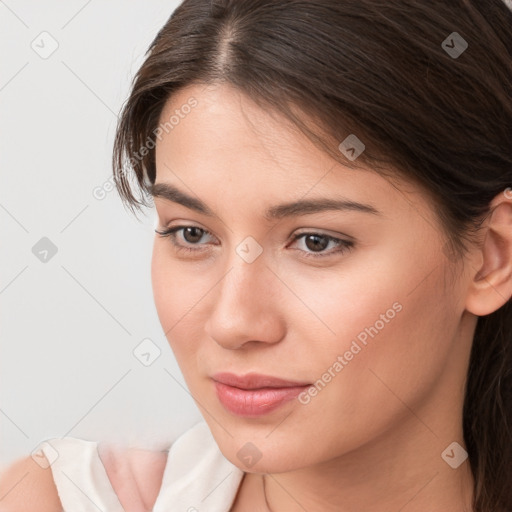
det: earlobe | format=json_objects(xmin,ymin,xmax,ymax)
[{"xmin": 465, "ymin": 192, "xmax": 512, "ymax": 317}]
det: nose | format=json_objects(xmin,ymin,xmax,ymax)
[{"xmin": 204, "ymin": 252, "xmax": 286, "ymax": 351}]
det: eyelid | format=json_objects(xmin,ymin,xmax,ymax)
[
  {"xmin": 155, "ymin": 225, "xmax": 218, "ymax": 245},
  {"xmin": 292, "ymin": 226, "xmax": 355, "ymax": 242}
]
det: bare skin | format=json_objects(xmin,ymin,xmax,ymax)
[
  {"xmin": 150, "ymin": 82, "xmax": 512, "ymax": 512},
  {"xmin": 97, "ymin": 443, "xmax": 168, "ymax": 511}
]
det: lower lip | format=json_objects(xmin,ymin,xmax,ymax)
[{"xmin": 213, "ymin": 381, "xmax": 310, "ymax": 417}]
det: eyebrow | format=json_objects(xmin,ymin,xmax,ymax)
[{"xmin": 149, "ymin": 182, "xmax": 381, "ymax": 221}]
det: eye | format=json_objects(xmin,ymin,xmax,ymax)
[
  {"xmin": 288, "ymin": 232, "xmax": 354, "ymax": 259},
  {"xmin": 154, "ymin": 225, "xmax": 216, "ymax": 254},
  {"xmin": 155, "ymin": 226, "xmax": 354, "ymax": 259}
]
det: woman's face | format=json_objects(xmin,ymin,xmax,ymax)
[{"xmin": 151, "ymin": 82, "xmax": 474, "ymax": 473}]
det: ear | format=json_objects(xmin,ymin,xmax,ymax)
[{"xmin": 465, "ymin": 189, "xmax": 512, "ymax": 316}]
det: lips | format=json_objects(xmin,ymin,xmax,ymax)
[
  {"xmin": 212, "ymin": 372, "xmax": 311, "ymax": 389},
  {"xmin": 211, "ymin": 372, "xmax": 311, "ymax": 417}
]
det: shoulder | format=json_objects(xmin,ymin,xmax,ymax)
[
  {"xmin": 98, "ymin": 442, "xmax": 169, "ymax": 511},
  {"xmin": 0, "ymin": 454, "xmax": 62, "ymax": 511}
]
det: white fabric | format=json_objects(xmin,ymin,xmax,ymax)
[
  {"xmin": 40, "ymin": 421, "xmax": 245, "ymax": 512},
  {"xmin": 154, "ymin": 421, "xmax": 244, "ymax": 511},
  {"xmin": 39, "ymin": 437, "xmax": 124, "ymax": 512}
]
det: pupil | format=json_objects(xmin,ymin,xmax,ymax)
[
  {"xmin": 184, "ymin": 227, "xmax": 202, "ymax": 243},
  {"xmin": 306, "ymin": 234, "xmax": 328, "ymax": 252}
]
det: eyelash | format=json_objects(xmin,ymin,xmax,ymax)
[{"xmin": 154, "ymin": 225, "xmax": 354, "ymax": 259}]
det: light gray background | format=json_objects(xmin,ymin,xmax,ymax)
[{"xmin": 0, "ymin": 0, "xmax": 202, "ymax": 468}]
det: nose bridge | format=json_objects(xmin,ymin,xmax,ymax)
[
  {"xmin": 222, "ymin": 234, "xmax": 272, "ymax": 301},
  {"xmin": 205, "ymin": 242, "xmax": 284, "ymax": 348},
  {"xmin": 217, "ymin": 246, "xmax": 271, "ymax": 317}
]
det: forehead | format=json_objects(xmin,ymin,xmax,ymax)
[
  {"xmin": 157, "ymin": 84, "xmax": 372, "ymax": 186},
  {"xmin": 156, "ymin": 82, "xmax": 332, "ymax": 174},
  {"xmin": 153, "ymin": 83, "xmax": 431, "ymax": 225}
]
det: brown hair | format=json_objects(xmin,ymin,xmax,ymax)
[{"xmin": 112, "ymin": 1, "xmax": 512, "ymax": 510}]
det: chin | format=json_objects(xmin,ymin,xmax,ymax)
[{"xmin": 212, "ymin": 428, "xmax": 317, "ymax": 474}]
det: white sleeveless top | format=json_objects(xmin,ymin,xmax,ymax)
[{"xmin": 38, "ymin": 421, "xmax": 245, "ymax": 511}]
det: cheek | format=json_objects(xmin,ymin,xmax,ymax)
[
  {"xmin": 285, "ymin": 243, "xmax": 450, "ymax": 372},
  {"xmin": 151, "ymin": 242, "xmax": 202, "ymax": 321},
  {"xmin": 151, "ymin": 244, "xmax": 187, "ymax": 339},
  {"xmin": 291, "ymin": 254, "xmax": 458, "ymax": 428},
  {"xmin": 251, "ymin": 260, "xmax": 457, "ymax": 467},
  {"xmin": 277, "ymin": 254, "xmax": 415, "ymax": 367},
  {"xmin": 150, "ymin": 242, "xmax": 214, "ymax": 360},
  {"xmin": 151, "ymin": 243, "xmax": 175, "ymax": 327}
]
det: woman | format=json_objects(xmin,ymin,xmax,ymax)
[{"xmin": 1, "ymin": 0, "xmax": 511, "ymax": 511}]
